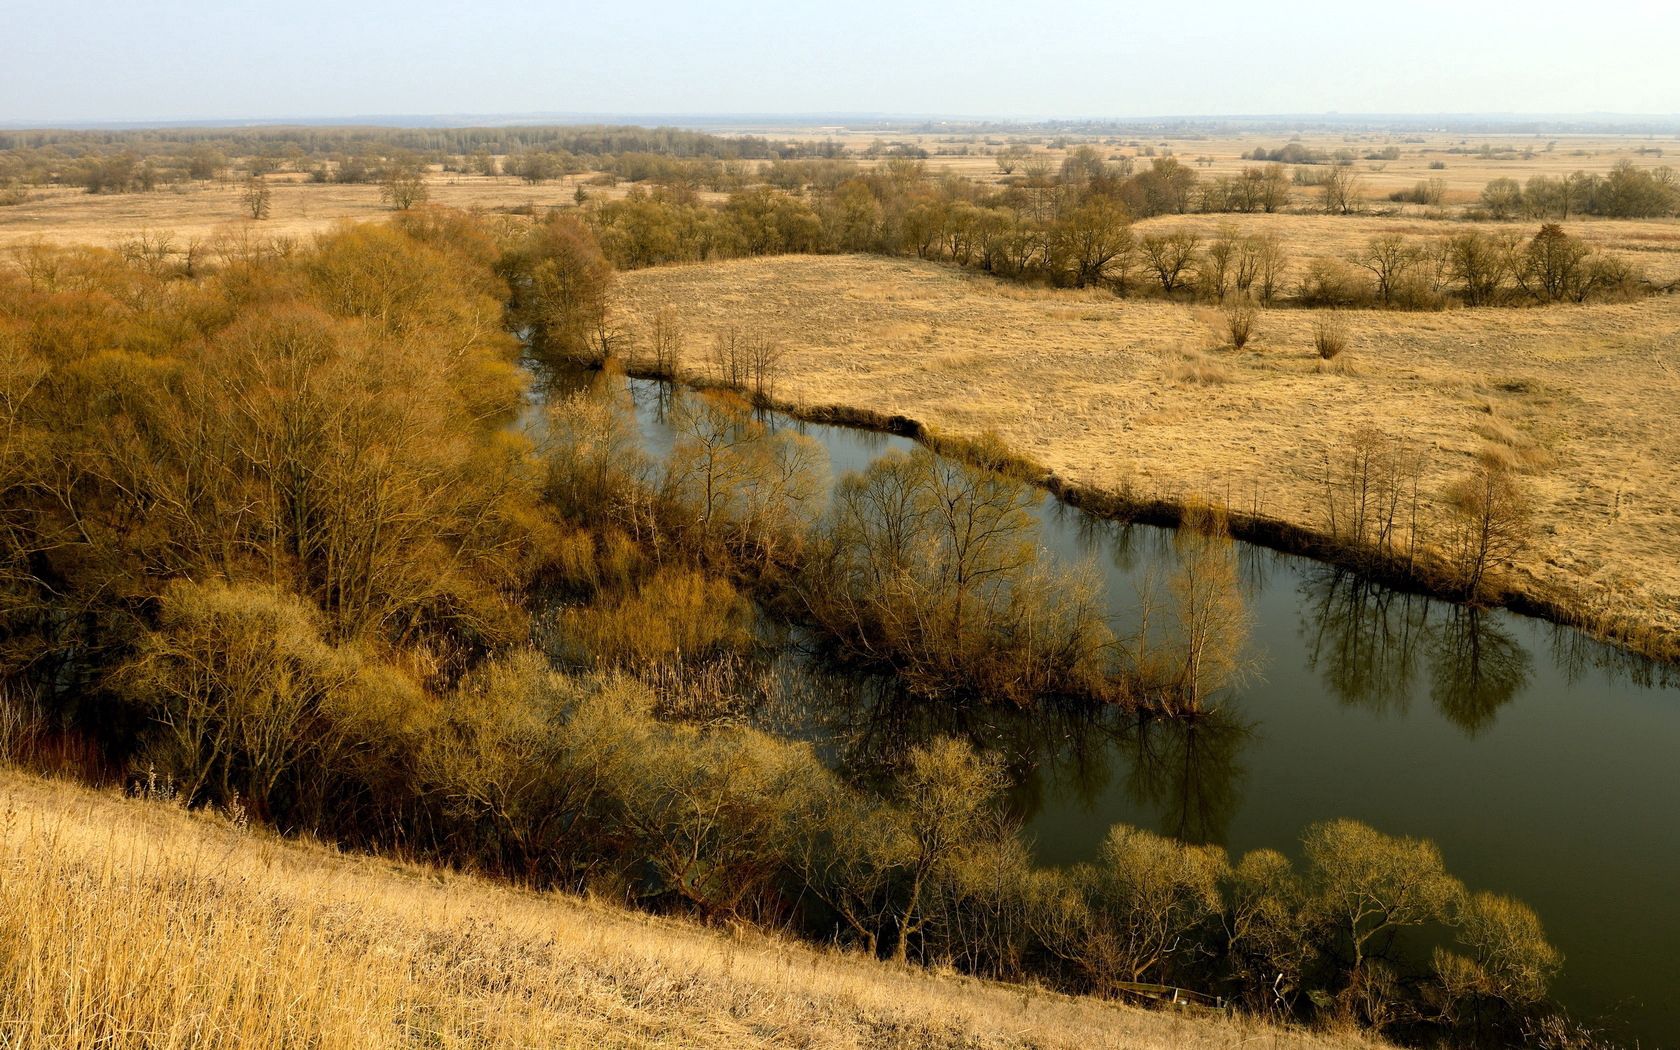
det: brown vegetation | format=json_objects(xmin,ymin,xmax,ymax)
[
  {"xmin": 0, "ymin": 200, "xmax": 1602, "ymax": 1045},
  {"xmin": 614, "ymin": 254, "xmax": 1680, "ymax": 659},
  {"xmin": 2, "ymin": 768, "xmax": 1401, "ymax": 1050}
]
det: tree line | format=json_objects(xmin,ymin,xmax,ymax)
[
  {"xmin": 573, "ymin": 164, "xmax": 1648, "ymax": 307},
  {"xmin": 0, "ymin": 124, "xmax": 828, "ymax": 195},
  {"xmin": 1476, "ymin": 163, "xmax": 1679, "ymax": 220}
]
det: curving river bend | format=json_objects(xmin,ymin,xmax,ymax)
[{"xmin": 560, "ymin": 373, "xmax": 1680, "ymax": 1044}]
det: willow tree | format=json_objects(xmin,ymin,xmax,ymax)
[
  {"xmin": 500, "ymin": 213, "xmax": 614, "ymax": 366},
  {"xmin": 1303, "ymin": 819, "xmax": 1463, "ymax": 974}
]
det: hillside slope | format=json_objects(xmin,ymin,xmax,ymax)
[{"xmin": 0, "ymin": 769, "xmax": 1388, "ymax": 1049}]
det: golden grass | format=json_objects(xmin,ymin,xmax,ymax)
[
  {"xmin": 0, "ymin": 172, "xmax": 662, "ymax": 250},
  {"xmin": 615, "ymin": 254, "xmax": 1680, "ymax": 658},
  {"xmin": 0, "ymin": 768, "xmax": 1389, "ymax": 1050},
  {"xmin": 1162, "ymin": 344, "xmax": 1232, "ymax": 385}
]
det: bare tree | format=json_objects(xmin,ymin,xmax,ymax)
[
  {"xmin": 1322, "ymin": 166, "xmax": 1363, "ymax": 215},
  {"xmin": 1443, "ymin": 465, "xmax": 1532, "ymax": 597},
  {"xmin": 240, "ymin": 176, "xmax": 271, "ymax": 220},
  {"xmin": 646, "ymin": 304, "xmax": 684, "ymax": 379},
  {"xmin": 379, "ymin": 161, "xmax": 429, "ymax": 211},
  {"xmin": 1350, "ymin": 234, "xmax": 1417, "ymax": 306},
  {"xmin": 1138, "ymin": 230, "xmax": 1202, "ymax": 296}
]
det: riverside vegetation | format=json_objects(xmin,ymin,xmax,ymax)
[
  {"xmin": 0, "ymin": 205, "xmax": 1604, "ymax": 1048},
  {"xmin": 8, "ymin": 124, "xmax": 1675, "ymax": 657},
  {"xmin": 0, "ymin": 767, "xmax": 1403, "ymax": 1050}
]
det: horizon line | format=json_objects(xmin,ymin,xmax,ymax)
[{"xmin": 6, "ymin": 110, "xmax": 1680, "ymax": 134}]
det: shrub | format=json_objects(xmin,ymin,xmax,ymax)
[
  {"xmin": 550, "ymin": 565, "xmax": 755, "ymax": 671},
  {"xmin": 1435, "ymin": 891, "xmax": 1563, "ymax": 1013},
  {"xmin": 1389, "ymin": 179, "xmax": 1445, "ymax": 206},
  {"xmin": 799, "ymin": 446, "xmax": 1118, "ymax": 705},
  {"xmin": 1088, "ymin": 825, "xmax": 1228, "ymax": 985},
  {"xmin": 1313, "ymin": 313, "xmax": 1350, "ymax": 361},
  {"xmin": 1297, "ymin": 258, "xmax": 1368, "ymax": 308},
  {"xmin": 658, "ymin": 390, "xmax": 828, "ymax": 568},
  {"xmin": 1224, "ymin": 295, "xmax": 1258, "ymax": 349},
  {"xmin": 1480, "ymin": 178, "xmax": 1525, "ymax": 220},
  {"xmin": 1303, "ymin": 818, "xmax": 1464, "ymax": 974},
  {"xmin": 118, "ymin": 580, "xmax": 424, "ymax": 822},
  {"xmin": 500, "ymin": 213, "xmax": 614, "ymax": 366}
]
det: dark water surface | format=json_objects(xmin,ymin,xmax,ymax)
[{"xmin": 586, "ymin": 376, "xmax": 1680, "ymax": 1044}]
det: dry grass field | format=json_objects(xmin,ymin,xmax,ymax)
[
  {"xmin": 0, "ymin": 172, "xmax": 598, "ymax": 249},
  {"xmin": 757, "ymin": 126, "xmax": 1679, "ymax": 196},
  {"xmin": 614, "ymin": 254, "xmax": 1680, "ymax": 656},
  {"xmin": 4, "ymin": 128, "xmax": 1675, "ymax": 254},
  {"xmin": 0, "ymin": 767, "xmax": 1390, "ymax": 1050}
]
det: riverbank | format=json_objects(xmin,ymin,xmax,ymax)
[
  {"xmin": 614, "ymin": 254, "xmax": 1680, "ymax": 663},
  {"xmin": 0, "ymin": 767, "xmax": 1391, "ymax": 1050}
]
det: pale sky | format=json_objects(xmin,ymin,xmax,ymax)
[{"xmin": 4, "ymin": 0, "xmax": 1678, "ymax": 125}]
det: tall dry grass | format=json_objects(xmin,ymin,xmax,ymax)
[{"xmin": 0, "ymin": 769, "xmax": 1390, "ymax": 1050}]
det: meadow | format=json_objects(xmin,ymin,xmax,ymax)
[
  {"xmin": 614, "ymin": 253, "xmax": 1680, "ymax": 659},
  {"xmin": 0, "ymin": 767, "xmax": 1393, "ymax": 1050}
]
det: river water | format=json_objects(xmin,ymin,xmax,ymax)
[{"xmin": 581, "ymin": 374, "xmax": 1679, "ymax": 1044}]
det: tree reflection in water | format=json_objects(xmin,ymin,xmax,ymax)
[
  {"xmin": 1299, "ymin": 567, "xmax": 1533, "ymax": 735},
  {"xmin": 1301, "ymin": 566, "xmax": 1432, "ymax": 718},
  {"xmin": 1426, "ymin": 606, "xmax": 1532, "ymax": 736},
  {"xmin": 760, "ymin": 649, "xmax": 1249, "ymax": 847},
  {"xmin": 1547, "ymin": 620, "xmax": 1677, "ymax": 691},
  {"xmin": 1120, "ymin": 713, "xmax": 1250, "ymax": 844}
]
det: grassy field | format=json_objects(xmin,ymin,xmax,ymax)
[
  {"xmin": 614, "ymin": 254, "xmax": 1680, "ymax": 657},
  {"xmin": 0, "ymin": 173, "xmax": 590, "ymax": 248},
  {"xmin": 0, "ymin": 767, "xmax": 1390, "ymax": 1050},
  {"xmin": 3, "ymin": 127, "xmax": 1676, "ymax": 254},
  {"xmin": 736, "ymin": 126, "xmax": 1680, "ymax": 203}
]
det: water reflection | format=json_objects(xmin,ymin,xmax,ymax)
[
  {"xmin": 1301, "ymin": 567, "xmax": 1431, "ymax": 718},
  {"xmin": 1547, "ymin": 620, "xmax": 1678, "ymax": 691},
  {"xmin": 1121, "ymin": 714, "xmax": 1250, "ymax": 844},
  {"xmin": 1426, "ymin": 608, "xmax": 1532, "ymax": 737},
  {"xmin": 1300, "ymin": 568, "xmax": 1535, "ymax": 736},
  {"xmin": 752, "ymin": 644, "xmax": 1251, "ymax": 848},
  {"xmin": 591, "ymin": 372, "xmax": 1680, "ymax": 1042}
]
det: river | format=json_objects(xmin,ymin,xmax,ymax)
[{"xmin": 563, "ymin": 373, "xmax": 1679, "ymax": 1044}]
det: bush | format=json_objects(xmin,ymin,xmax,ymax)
[
  {"xmin": 119, "ymin": 580, "xmax": 424, "ymax": 822},
  {"xmin": 1389, "ymin": 179, "xmax": 1445, "ymax": 206},
  {"xmin": 1313, "ymin": 313, "xmax": 1350, "ymax": 360},
  {"xmin": 1224, "ymin": 295, "xmax": 1258, "ymax": 349},
  {"xmin": 799, "ymin": 446, "xmax": 1119, "ymax": 705},
  {"xmin": 501, "ymin": 213, "xmax": 614, "ymax": 365},
  {"xmin": 549, "ymin": 565, "xmax": 755, "ymax": 670},
  {"xmin": 1297, "ymin": 258, "xmax": 1368, "ymax": 308}
]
